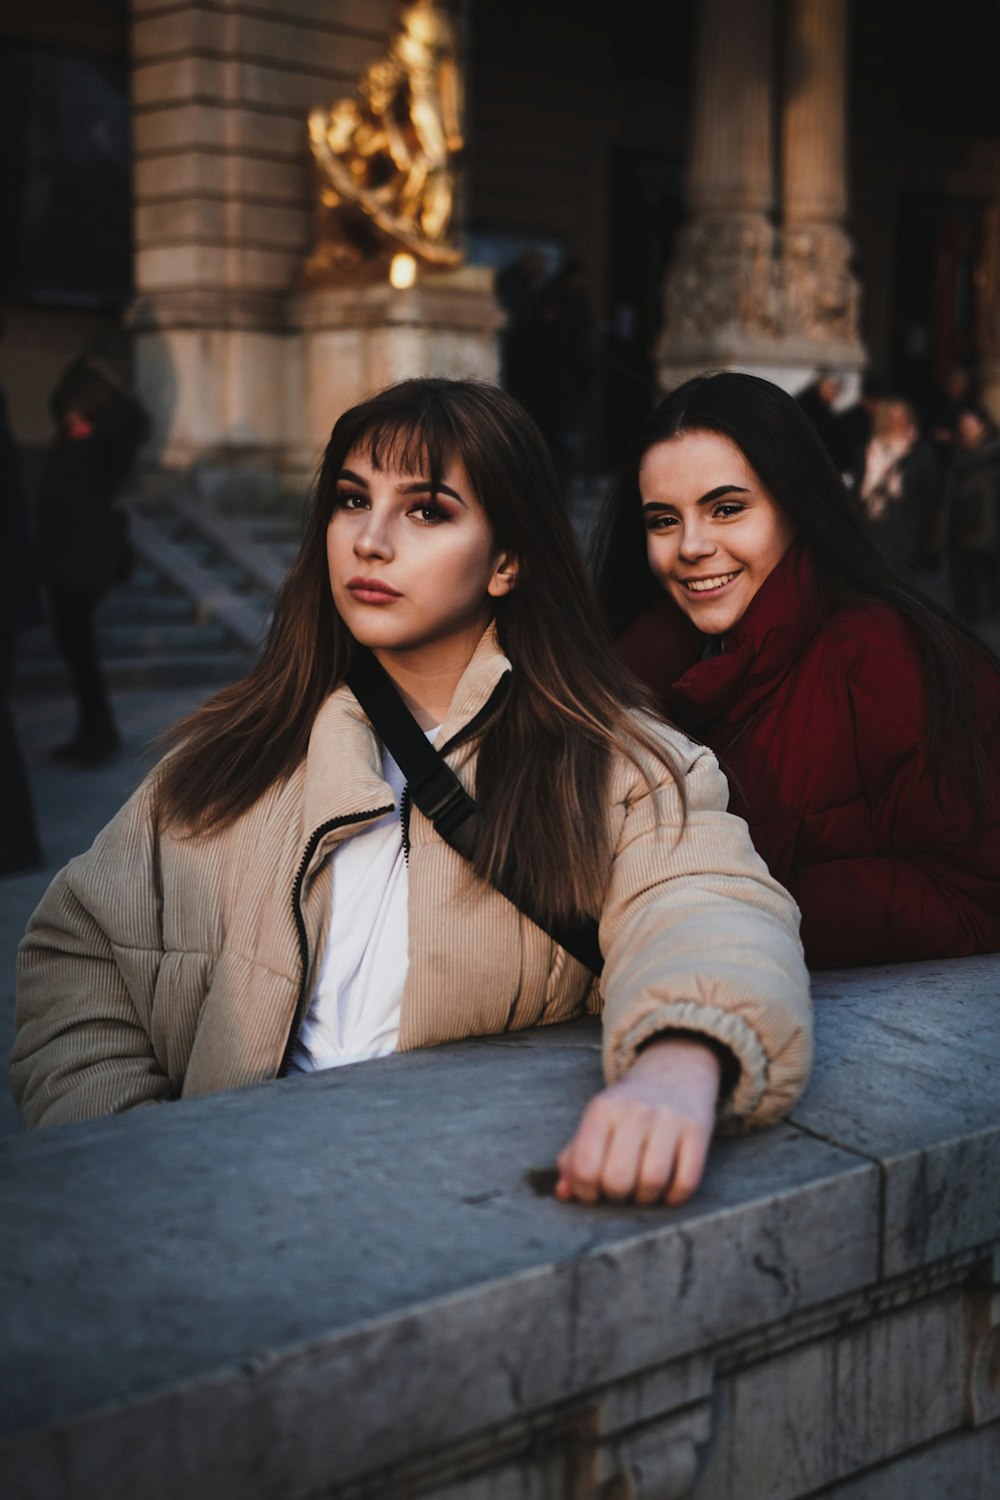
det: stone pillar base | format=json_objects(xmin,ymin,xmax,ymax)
[
  {"xmin": 981, "ymin": 359, "xmax": 1000, "ymax": 425},
  {"xmin": 290, "ymin": 265, "xmax": 502, "ymax": 477},
  {"xmin": 130, "ymin": 291, "xmax": 297, "ymax": 479},
  {"xmin": 656, "ymin": 353, "xmax": 866, "ymax": 402},
  {"xmin": 657, "ymin": 216, "xmax": 865, "ymax": 398},
  {"xmin": 131, "ymin": 269, "xmax": 502, "ymax": 487}
]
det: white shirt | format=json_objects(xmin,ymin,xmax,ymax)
[{"xmin": 290, "ymin": 731, "xmax": 437, "ymax": 1073}]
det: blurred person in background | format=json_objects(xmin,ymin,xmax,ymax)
[
  {"xmin": 0, "ymin": 326, "xmax": 45, "ymax": 876},
  {"xmin": 855, "ymin": 394, "xmax": 942, "ymax": 576},
  {"xmin": 939, "ymin": 403, "xmax": 1000, "ymax": 625},
  {"xmin": 35, "ymin": 355, "xmax": 148, "ymax": 768},
  {"xmin": 836, "ymin": 370, "xmax": 889, "ymax": 490},
  {"xmin": 924, "ymin": 362, "xmax": 978, "ymax": 470},
  {"xmin": 494, "ymin": 248, "xmax": 547, "ymax": 394},
  {"xmin": 523, "ymin": 258, "xmax": 595, "ymax": 489},
  {"xmin": 796, "ymin": 368, "xmax": 845, "ymax": 471}
]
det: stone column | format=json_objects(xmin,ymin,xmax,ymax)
[
  {"xmin": 656, "ymin": 0, "xmax": 780, "ymax": 388},
  {"xmin": 779, "ymin": 0, "xmax": 864, "ymax": 366},
  {"xmin": 127, "ymin": 0, "xmax": 396, "ymax": 487},
  {"xmin": 976, "ymin": 202, "xmax": 1000, "ymax": 423}
]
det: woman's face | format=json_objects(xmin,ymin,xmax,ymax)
[
  {"xmin": 639, "ymin": 430, "xmax": 796, "ymax": 636},
  {"xmin": 327, "ymin": 445, "xmax": 516, "ymax": 665}
]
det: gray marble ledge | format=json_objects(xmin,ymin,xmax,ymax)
[
  {"xmin": 1, "ymin": 954, "xmax": 998, "ymax": 1500},
  {"xmin": 801, "ymin": 956, "xmax": 1000, "ymax": 1275}
]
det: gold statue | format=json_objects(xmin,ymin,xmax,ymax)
[{"xmin": 304, "ymin": 0, "xmax": 464, "ymax": 280}]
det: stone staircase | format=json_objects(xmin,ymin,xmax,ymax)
[
  {"xmin": 14, "ymin": 487, "xmax": 305, "ymax": 697},
  {"xmin": 13, "ymin": 475, "xmax": 610, "ymax": 700}
]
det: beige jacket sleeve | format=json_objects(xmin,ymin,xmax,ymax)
[
  {"xmin": 599, "ymin": 741, "xmax": 812, "ymax": 1129},
  {"xmin": 11, "ymin": 780, "xmax": 175, "ymax": 1130}
]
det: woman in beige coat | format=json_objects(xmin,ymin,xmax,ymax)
[{"xmin": 13, "ymin": 379, "xmax": 811, "ymax": 1204}]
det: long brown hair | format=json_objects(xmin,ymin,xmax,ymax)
[{"xmin": 156, "ymin": 378, "xmax": 680, "ymax": 925}]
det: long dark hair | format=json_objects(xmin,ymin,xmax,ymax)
[
  {"xmin": 156, "ymin": 378, "xmax": 678, "ymax": 925},
  {"xmin": 592, "ymin": 370, "xmax": 1000, "ymax": 794}
]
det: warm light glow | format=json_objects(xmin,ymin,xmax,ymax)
[{"xmin": 389, "ymin": 253, "xmax": 418, "ymax": 289}]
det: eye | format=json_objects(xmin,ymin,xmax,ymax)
[
  {"xmin": 713, "ymin": 501, "xmax": 747, "ymax": 519},
  {"xmin": 408, "ymin": 499, "xmax": 451, "ymax": 525},
  {"xmin": 333, "ymin": 489, "xmax": 369, "ymax": 511},
  {"xmin": 644, "ymin": 512, "xmax": 678, "ymax": 532}
]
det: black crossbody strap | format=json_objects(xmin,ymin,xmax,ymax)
[{"xmin": 346, "ymin": 650, "xmax": 604, "ymax": 976}]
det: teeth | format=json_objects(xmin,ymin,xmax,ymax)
[{"xmin": 684, "ymin": 572, "xmax": 738, "ymax": 593}]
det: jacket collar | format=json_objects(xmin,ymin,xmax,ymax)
[
  {"xmin": 301, "ymin": 623, "xmax": 512, "ymax": 835},
  {"xmin": 618, "ymin": 542, "xmax": 828, "ymax": 734}
]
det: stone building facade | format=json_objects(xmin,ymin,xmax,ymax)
[{"xmin": 1, "ymin": 0, "xmax": 999, "ymax": 475}]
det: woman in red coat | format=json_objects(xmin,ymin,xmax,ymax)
[{"xmin": 593, "ymin": 372, "xmax": 1000, "ymax": 967}]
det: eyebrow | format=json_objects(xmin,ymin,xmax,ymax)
[
  {"xmin": 642, "ymin": 484, "xmax": 750, "ymax": 512},
  {"xmin": 336, "ymin": 470, "xmax": 466, "ymax": 505}
]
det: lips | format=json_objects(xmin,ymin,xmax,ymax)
[
  {"xmin": 680, "ymin": 570, "xmax": 741, "ymax": 595},
  {"xmin": 347, "ymin": 576, "xmax": 401, "ymax": 602}
]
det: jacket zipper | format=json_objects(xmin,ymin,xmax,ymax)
[
  {"xmin": 400, "ymin": 784, "xmax": 412, "ymax": 863},
  {"xmin": 279, "ymin": 675, "xmax": 510, "ymax": 1076},
  {"xmin": 277, "ymin": 804, "xmax": 393, "ymax": 1077}
]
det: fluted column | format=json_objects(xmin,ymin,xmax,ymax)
[
  {"xmin": 686, "ymin": 0, "xmax": 775, "ymax": 219},
  {"xmin": 779, "ymin": 0, "xmax": 863, "ymax": 356},
  {"xmin": 976, "ymin": 202, "xmax": 1000, "ymax": 422},
  {"xmin": 656, "ymin": 0, "xmax": 780, "ymax": 385}
]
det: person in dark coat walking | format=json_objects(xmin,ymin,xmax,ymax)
[
  {"xmin": 939, "ymin": 405, "xmax": 1000, "ymax": 624},
  {"xmin": 593, "ymin": 372, "xmax": 1000, "ymax": 968},
  {"xmin": 0, "ymin": 379, "xmax": 45, "ymax": 874},
  {"xmin": 35, "ymin": 356, "xmax": 148, "ymax": 767}
]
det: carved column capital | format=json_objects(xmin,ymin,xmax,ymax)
[
  {"xmin": 659, "ymin": 215, "xmax": 779, "ymax": 364},
  {"xmin": 778, "ymin": 222, "xmax": 861, "ymax": 351}
]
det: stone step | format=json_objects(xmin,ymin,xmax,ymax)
[
  {"xmin": 14, "ymin": 489, "xmax": 298, "ymax": 701},
  {"xmin": 99, "ymin": 590, "xmax": 197, "ymax": 625},
  {"xmin": 17, "ymin": 619, "xmax": 234, "ymax": 662},
  {"xmin": 243, "ymin": 515, "xmax": 304, "ymax": 545},
  {"xmin": 15, "ymin": 648, "xmax": 252, "ymax": 696}
]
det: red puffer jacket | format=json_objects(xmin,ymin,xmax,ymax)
[{"xmin": 617, "ymin": 543, "xmax": 1000, "ymax": 967}]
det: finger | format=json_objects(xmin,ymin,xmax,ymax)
[
  {"xmin": 665, "ymin": 1121, "xmax": 712, "ymax": 1206},
  {"xmin": 561, "ymin": 1108, "xmax": 613, "ymax": 1204},
  {"xmin": 598, "ymin": 1109, "xmax": 651, "ymax": 1201},
  {"xmin": 554, "ymin": 1145, "xmax": 573, "ymax": 1200},
  {"xmin": 634, "ymin": 1119, "xmax": 682, "ymax": 1205}
]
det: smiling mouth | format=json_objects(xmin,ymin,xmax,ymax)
[{"xmin": 680, "ymin": 570, "xmax": 741, "ymax": 595}]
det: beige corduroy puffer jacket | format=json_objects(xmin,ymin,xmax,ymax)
[{"xmin": 12, "ymin": 632, "xmax": 812, "ymax": 1131}]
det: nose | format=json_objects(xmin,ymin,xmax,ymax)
[
  {"xmin": 677, "ymin": 515, "xmax": 716, "ymax": 563},
  {"xmin": 354, "ymin": 509, "xmax": 393, "ymax": 561}
]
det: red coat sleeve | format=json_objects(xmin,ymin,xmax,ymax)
[{"xmin": 788, "ymin": 628, "xmax": 1000, "ymax": 967}]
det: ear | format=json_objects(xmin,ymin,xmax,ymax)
[{"xmin": 487, "ymin": 550, "xmax": 519, "ymax": 599}]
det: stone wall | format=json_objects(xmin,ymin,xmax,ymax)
[
  {"xmin": 129, "ymin": 1, "xmax": 499, "ymax": 481},
  {"xmin": 130, "ymin": 0, "xmax": 392, "ymax": 470},
  {"xmin": 2, "ymin": 954, "xmax": 999, "ymax": 1497}
]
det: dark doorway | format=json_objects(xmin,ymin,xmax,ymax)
[
  {"xmin": 604, "ymin": 146, "xmax": 684, "ymax": 467},
  {"xmin": 893, "ymin": 196, "xmax": 986, "ymax": 402}
]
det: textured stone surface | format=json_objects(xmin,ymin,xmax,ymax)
[
  {"xmin": 0, "ymin": 1025, "xmax": 874, "ymax": 1497},
  {"xmin": 800, "ymin": 960, "xmax": 1000, "ymax": 1274},
  {"xmin": 691, "ymin": 1289, "xmax": 968, "ymax": 1499},
  {"xmin": 2, "ymin": 955, "xmax": 999, "ymax": 1499},
  {"xmin": 811, "ymin": 1420, "xmax": 1000, "ymax": 1499}
]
